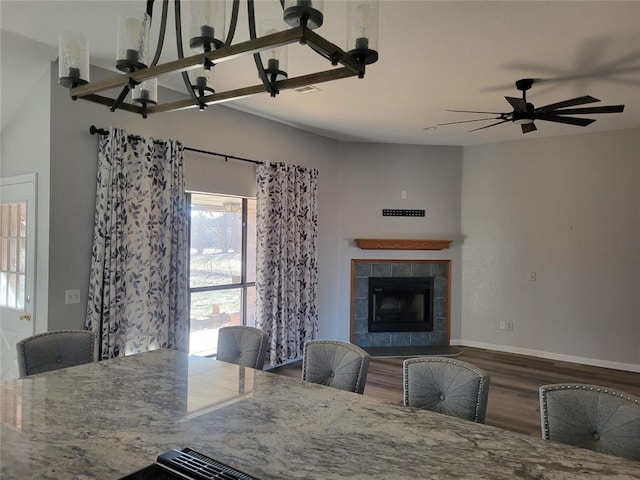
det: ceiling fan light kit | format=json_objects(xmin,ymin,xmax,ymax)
[
  {"xmin": 57, "ymin": 0, "xmax": 380, "ymax": 118},
  {"xmin": 441, "ymin": 78, "xmax": 625, "ymax": 134}
]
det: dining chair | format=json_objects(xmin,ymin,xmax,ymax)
[
  {"xmin": 403, "ymin": 357, "xmax": 490, "ymax": 423},
  {"xmin": 17, "ymin": 329, "xmax": 96, "ymax": 378},
  {"xmin": 302, "ymin": 340, "xmax": 370, "ymax": 394},
  {"xmin": 216, "ymin": 326, "xmax": 270, "ymax": 370},
  {"xmin": 539, "ymin": 383, "xmax": 640, "ymax": 461}
]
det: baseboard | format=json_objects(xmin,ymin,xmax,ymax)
[{"xmin": 449, "ymin": 338, "xmax": 640, "ymax": 374}]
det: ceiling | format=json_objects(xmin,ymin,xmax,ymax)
[{"xmin": 1, "ymin": 1, "xmax": 639, "ymax": 146}]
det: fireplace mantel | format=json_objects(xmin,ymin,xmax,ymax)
[{"xmin": 355, "ymin": 239, "xmax": 453, "ymax": 250}]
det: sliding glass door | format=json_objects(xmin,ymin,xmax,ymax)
[{"xmin": 188, "ymin": 193, "xmax": 256, "ymax": 356}]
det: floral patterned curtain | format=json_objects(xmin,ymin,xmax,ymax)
[
  {"xmin": 85, "ymin": 127, "xmax": 189, "ymax": 359},
  {"xmin": 255, "ymin": 162, "xmax": 319, "ymax": 366}
]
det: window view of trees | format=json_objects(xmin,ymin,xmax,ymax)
[{"xmin": 188, "ymin": 193, "xmax": 256, "ymax": 356}]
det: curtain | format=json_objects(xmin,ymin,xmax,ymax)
[
  {"xmin": 85, "ymin": 127, "xmax": 189, "ymax": 359},
  {"xmin": 255, "ymin": 162, "xmax": 319, "ymax": 366}
]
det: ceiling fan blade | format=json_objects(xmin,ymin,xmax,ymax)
[
  {"xmin": 536, "ymin": 95, "xmax": 600, "ymax": 112},
  {"xmin": 468, "ymin": 120, "xmax": 510, "ymax": 132},
  {"xmin": 438, "ymin": 117, "xmax": 500, "ymax": 126},
  {"xmin": 537, "ymin": 115, "xmax": 596, "ymax": 127},
  {"xmin": 446, "ymin": 109, "xmax": 505, "ymax": 115},
  {"xmin": 505, "ymin": 96, "xmax": 528, "ymax": 112},
  {"xmin": 542, "ymin": 105, "xmax": 625, "ymax": 115},
  {"xmin": 521, "ymin": 122, "xmax": 537, "ymax": 134}
]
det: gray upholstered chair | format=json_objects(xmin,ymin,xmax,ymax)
[
  {"xmin": 302, "ymin": 340, "xmax": 370, "ymax": 394},
  {"xmin": 539, "ymin": 383, "xmax": 640, "ymax": 461},
  {"xmin": 403, "ymin": 357, "xmax": 490, "ymax": 423},
  {"xmin": 17, "ymin": 330, "xmax": 96, "ymax": 378},
  {"xmin": 216, "ymin": 326, "xmax": 270, "ymax": 370}
]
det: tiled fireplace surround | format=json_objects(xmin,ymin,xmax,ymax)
[{"xmin": 350, "ymin": 260, "xmax": 450, "ymax": 347}]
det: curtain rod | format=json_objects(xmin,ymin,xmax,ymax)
[{"xmin": 89, "ymin": 125, "xmax": 263, "ymax": 165}]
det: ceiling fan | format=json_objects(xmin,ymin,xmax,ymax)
[{"xmin": 440, "ymin": 78, "xmax": 625, "ymax": 134}]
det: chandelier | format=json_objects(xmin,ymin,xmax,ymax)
[{"xmin": 57, "ymin": 0, "xmax": 380, "ymax": 118}]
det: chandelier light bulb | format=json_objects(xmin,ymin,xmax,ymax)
[
  {"xmin": 116, "ymin": 11, "xmax": 150, "ymax": 72},
  {"xmin": 190, "ymin": 0, "xmax": 226, "ymax": 50},
  {"xmin": 265, "ymin": 29, "xmax": 279, "ymax": 59},
  {"xmin": 132, "ymin": 78, "xmax": 158, "ymax": 108},
  {"xmin": 190, "ymin": 65, "xmax": 215, "ymax": 97},
  {"xmin": 283, "ymin": 0, "xmax": 324, "ymax": 29},
  {"xmin": 58, "ymin": 32, "xmax": 89, "ymax": 87},
  {"xmin": 354, "ymin": 4, "xmax": 373, "ymax": 49},
  {"xmin": 347, "ymin": 1, "xmax": 379, "ymax": 65},
  {"xmin": 260, "ymin": 19, "xmax": 288, "ymax": 87}
]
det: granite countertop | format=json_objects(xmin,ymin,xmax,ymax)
[{"xmin": 1, "ymin": 349, "xmax": 638, "ymax": 479}]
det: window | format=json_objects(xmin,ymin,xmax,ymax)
[
  {"xmin": 188, "ymin": 193, "xmax": 257, "ymax": 356},
  {"xmin": 0, "ymin": 202, "xmax": 27, "ymax": 309}
]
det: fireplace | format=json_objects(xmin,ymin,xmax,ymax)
[
  {"xmin": 368, "ymin": 277, "xmax": 434, "ymax": 333},
  {"xmin": 351, "ymin": 260, "xmax": 450, "ymax": 348}
]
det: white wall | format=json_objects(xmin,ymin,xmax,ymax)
[
  {"xmin": 0, "ymin": 63, "xmax": 51, "ymax": 334},
  {"xmin": 461, "ymin": 129, "xmax": 640, "ymax": 371},
  {"xmin": 47, "ymin": 63, "xmax": 344, "ymax": 333},
  {"xmin": 46, "ymin": 64, "xmax": 466, "ymax": 343},
  {"xmin": 1, "ymin": 31, "xmax": 56, "ymax": 133},
  {"xmin": 334, "ymin": 143, "xmax": 463, "ymax": 340},
  {"xmin": 4, "ymin": 37, "xmax": 637, "ymax": 371}
]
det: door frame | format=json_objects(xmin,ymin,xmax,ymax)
[{"xmin": 1, "ymin": 173, "xmax": 37, "ymax": 380}]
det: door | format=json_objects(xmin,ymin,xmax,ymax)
[{"xmin": 0, "ymin": 174, "xmax": 36, "ymax": 381}]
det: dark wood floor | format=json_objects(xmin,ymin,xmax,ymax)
[{"xmin": 270, "ymin": 346, "xmax": 640, "ymax": 437}]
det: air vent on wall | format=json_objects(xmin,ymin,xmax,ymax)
[{"xmin": 382, "ymin": 209, "xmax": 425, "ymax": 217}]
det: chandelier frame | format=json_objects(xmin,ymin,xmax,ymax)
[{"xmin": 66, "ymin": 0, "xmax": 371, "ymax": 117}]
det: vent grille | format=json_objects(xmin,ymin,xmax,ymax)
[
  {"xmin": 294, "ymin": 85, "xmax": 321, "ymax": 95},
  {"xmin": 382, "ymin": 209, "xmax": 425, "ymax": 217},
  {"xmin": 157, "ymin": 448, "xmax": 259, "ymax": 480}
]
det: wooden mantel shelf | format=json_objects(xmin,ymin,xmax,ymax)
[{"xmin": 354, "ymin": 239, "xmax": 453, "ymax": 250}]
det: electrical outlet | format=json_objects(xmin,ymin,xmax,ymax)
[
  {"xmin": 65, "ymin": 289, "xmax": 81, "ymax": 305},
  {"xmin": 529, "ymin": 272, "xmax": 537, "ymax": 281},
  {"xmin": 499, "ymin": 320, "xmax": 506, "ymax": 330},
  {"xmin": 505, "ymin": 321, "xmax": 513, "ymax": 331}
]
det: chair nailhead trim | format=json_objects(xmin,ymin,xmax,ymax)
[
  {"xmin": 539, "ymin": 383, "xmax": 640, "ymax": 439},
  {"xmin": 303, "ymin": 340, "xmax": 369, "ymax": 393},
  {"xmin": 543, "ymin": 384, "xmax": 638, "ymax": 402},
  {"xmin": 403, "ymin": 357, "xmax": 489, "ymax": 422}
]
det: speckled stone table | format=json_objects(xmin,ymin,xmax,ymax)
[{"xmin": 1, "ymin": 349, "xmax": 638, "ymax": 479}]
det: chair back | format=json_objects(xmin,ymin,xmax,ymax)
[
  {"xmin": 216, "ymin": 326, "xmax": 269, "ymax": 370},
  {"xmin": 403, "ymin": 356, "xmax": 490, "ymax": 423},
  {"xmin": 17, "ymin": 330, "xmax": 96, "ymax": 378},
  {"xmin": 302, "ymin": 340, "xmax": 370, "ymax": 394},
  {"xmin": 539, "ymin": 383, "xmax": 640, "ymax": 461}
]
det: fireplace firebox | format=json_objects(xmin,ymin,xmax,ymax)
[{"xmin": 368, "ymin": 277, "xmax": 434, "ymax": 333}]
